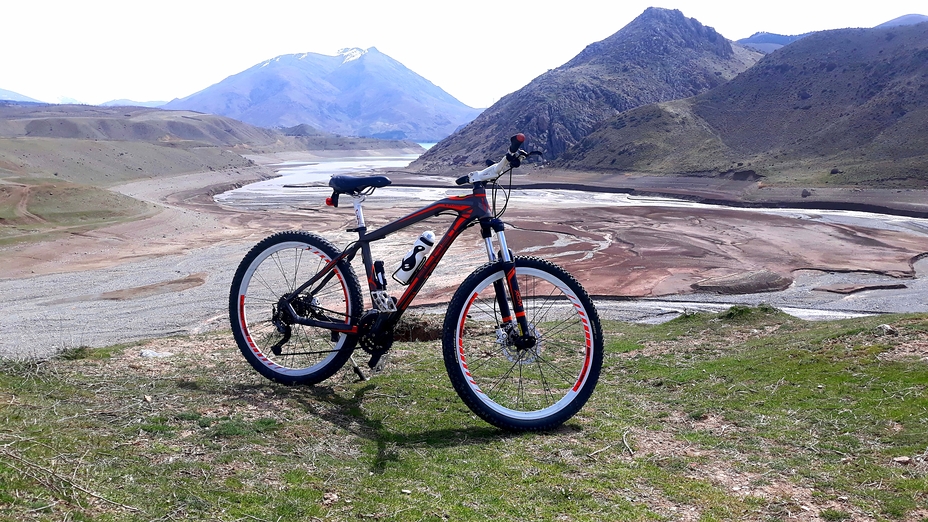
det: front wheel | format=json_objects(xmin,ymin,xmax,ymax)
[
  {"xmin": 442, "ymin": 256, "xmax": 603, "ymax": 431},
  {"xmin": 229, "ymin": 231, "xmax": 363, "ymax": 385}
]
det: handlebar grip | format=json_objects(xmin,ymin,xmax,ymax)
[
  {"xmin": 455, "ymin": 174, "xmax": 470, "ymax": 185},
  {"xmin": 509, "ymin": 133, "xmax": 525, "ymax": 154}
]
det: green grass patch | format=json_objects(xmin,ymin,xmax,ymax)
[
  {"xmin": 0, "ymin": 177, "xmax": 154, "ymax": 246},
  {"xmin": 1, "ymin": 308, "xmax": 926, "ymax": 520}
]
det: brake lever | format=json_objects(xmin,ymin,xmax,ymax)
[{"xmin": 506, "ymin": 149, "xmax": 544, "ymax": 168}]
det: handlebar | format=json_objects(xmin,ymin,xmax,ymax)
[{"xmin": 455, "ymin": 134, "xmax": 541, "ymax": 186}]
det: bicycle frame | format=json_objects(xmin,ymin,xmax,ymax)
[
  {"xmin": 229, "ymin": 134, "xmax": 603, "ymax": 430},
  {"xmin": 280, "ymin": 182, "xmax": 533, "ymax": 341}
]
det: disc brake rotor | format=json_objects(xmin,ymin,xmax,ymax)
[{"xmin": 498, "ymin": 323, "xmax": 542, "ymax": 363}]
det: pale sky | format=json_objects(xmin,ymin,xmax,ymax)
[{"xmin": 1, "ymin": 0, "xmax": 924, "ymax": 108}]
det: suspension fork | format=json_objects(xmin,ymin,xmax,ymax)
[{"xmin": 481, "ymin": 219, "xmax": 535, "ymax": 348}]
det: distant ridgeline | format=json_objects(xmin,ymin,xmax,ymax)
[
  {"xmin": 0, "ymin": 88, "xmax": 43, "ymax": 103},
  {"xmin": 736, "ymin": 14, "xmax": 928, "ymax": 54},
  {"xmin": 736, "ymin": 32, "xmax": 811, "ymax": 54}
]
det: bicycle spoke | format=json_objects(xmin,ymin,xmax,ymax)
[
  {"xmin": 482, "ymin": 358, "xmax": 521, "ymax": 397},
  {"xmin": 535, "ymin": 317, "xmax": 582, "ymax": 339},
  {"xmin": 445, "ymin": 259, "xmax": 602, "ymax": 430},
  {"xmin": 531, "ymin": 351, "xmax": 581, "ymax": 387}
]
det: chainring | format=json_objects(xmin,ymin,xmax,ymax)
[{"xmin": 356, "ymin": 311, "xmax": 394, "ymax": 355}]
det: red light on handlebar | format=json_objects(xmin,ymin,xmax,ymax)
[{"xmin": 515, "ymin": 133, "xmax": 525, "ymax": 143}]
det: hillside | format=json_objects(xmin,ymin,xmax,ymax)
[
  {"xmin": 0, "ymin": 104, "xmax": 421, "ymax": 187},
  {"xmin": 409, "ymin": 8, "xmax": 762, "ymax": 173},
  {"xmin": 2, "ymin": 310, "xmax": 927, "ymax": 520},
  {"xmin": 163, "ymin": 48, "xmax": 480, "ymax": 142},
  {"xmin": 557, "ymin": 22, "xmax": 928, "ymax": 189},
  {"xmin": 0, "ymin": 105, "xmax": 272, "ymax": 188},
  {"xmin": 0, "ymin": 104, "xmax": 422, "ymax": 183},
  {"xmin": 0, "ymin": 104, "xmax": 422, "ymax": 245},
  {"xmin": 0, "ymin": 104, "xmax": 282, "ymax": 147}
]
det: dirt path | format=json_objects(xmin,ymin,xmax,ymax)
[
  {"xmin": 14, "ymin": 185, "xmax": 45, "ymax": 223},
  {"xmin": 0, "ymin": 181, "xmax": 46, "ymax": 224}
]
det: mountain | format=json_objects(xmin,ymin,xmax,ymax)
[
  {"xmin": 162, "ymin": 47, "xmax": 481, "ymax": 142},
  {"xmin": 557, "ymin": 22, "xmax": 928, "ymax": 188},
  {"xmin": 409, "ymin": 8, "xmax": 762, "ymax": 172},
  {"xmin": 737, "ymin": 32, "xmax": 810, "ymax": 53},
  {"xmin": 0, "ymin": 88, "xmax": 43, "ymax": 103}
]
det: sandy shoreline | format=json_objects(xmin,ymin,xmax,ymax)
[{"xmin": 1, "ymin": 153, "xmax": 927, "ymax": 358}]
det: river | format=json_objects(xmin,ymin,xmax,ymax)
[{"xmin": 214, "ymin": 156, "xmax": 928, "ymax": 323}]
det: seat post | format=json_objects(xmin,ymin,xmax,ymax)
[{"xmin": 351, "ymin": 194, "xmax": 367, "ymax": 232}]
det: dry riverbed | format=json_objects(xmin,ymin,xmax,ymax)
[{"xmin": 1, "ymin": 156, "xmax": 927, "ymax": 359}]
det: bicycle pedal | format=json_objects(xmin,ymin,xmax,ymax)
[{"xmin": 367, "ymin": 351, "xmax": 389, "ymax": 371}]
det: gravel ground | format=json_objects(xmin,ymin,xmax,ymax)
[
  {"xmin": 3, "ymin": 241, "xmax": 924, "ymax": 360},
  {"xmin": 0, "ymin": 241, "xmax": 246, "ymax": 359}
]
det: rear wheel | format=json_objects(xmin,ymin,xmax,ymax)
[
  {"xmin": 229, "ymin": 231, "xmax": 362, "ymax": 385},
  {"xmin": 442, "ymin": 256, "xmax": 603, "ymax": 431}
]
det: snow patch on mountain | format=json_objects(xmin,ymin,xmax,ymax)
[{"xmin": 338, "ymin": 47, "xmax": 367, "ymax": 63}]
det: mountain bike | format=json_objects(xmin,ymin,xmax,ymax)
[{"xmin": 228, "ymin": 134, "xmax": 604, "ymax": 431}]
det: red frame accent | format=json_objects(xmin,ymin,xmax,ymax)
[{"xmin": 355, "ymin": 191, "xmax": 491, "ymax": 311}]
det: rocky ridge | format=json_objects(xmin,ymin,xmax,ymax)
[{"xmin": 410, "ymin": 7, "xmax": 762, "ymax": 172}]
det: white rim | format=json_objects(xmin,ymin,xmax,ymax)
[
  {"xmin": 454, "ymin": 267, "xmax": 594, "ymax": 420},
  {"xmin": 237, "ymin": 241, "xmax": 349, "ymax": 376}
]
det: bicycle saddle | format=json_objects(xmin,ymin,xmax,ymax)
[{"xmin": 329, "ymin": 175, "xmax": 392, "ymax": 194}]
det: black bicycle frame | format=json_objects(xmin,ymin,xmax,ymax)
[{"xmin": 281, "ymin": 182, "xmax": 533, "ymax": 339}]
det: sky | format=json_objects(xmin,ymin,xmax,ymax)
[{"xmin": 1, "ymin": 0, "xmax": 924, "ymax": 109}]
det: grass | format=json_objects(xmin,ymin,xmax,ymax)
[{"xmin": 1, "ymin": 307, "xmax": 926, "ymax": 521}]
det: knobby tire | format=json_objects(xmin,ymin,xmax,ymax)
[{"xmin": 229, "ymin": 231, "xmax": 362, "ymax": 385}]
